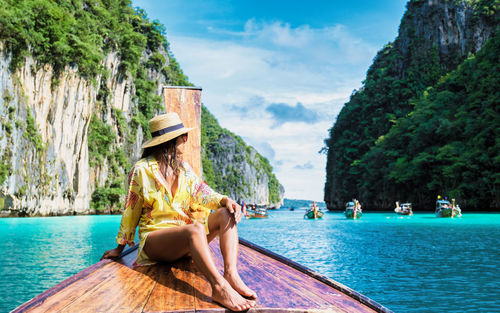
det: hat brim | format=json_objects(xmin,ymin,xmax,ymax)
[{"xmin": 141, "ymin": 127, "xmax": 194, "ymax": 149}]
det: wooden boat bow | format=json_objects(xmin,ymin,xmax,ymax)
[{"xmin": 13, "ymin": 238, "xmax": 392, "ymax": 313}]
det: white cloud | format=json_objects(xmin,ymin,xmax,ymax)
[
  {"xmin": 244, "ymin": 19, "xmax": 314, "ymax": 48},
  {"xmin": 169, "ymin": 20, "xmax": 376, "ymax": 200}
]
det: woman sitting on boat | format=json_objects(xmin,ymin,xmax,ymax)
[{"xmin": 101, "ymin": 113, "xmax": 257, "ymax": 311}]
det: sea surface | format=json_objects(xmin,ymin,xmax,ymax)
[{"xmin": 1, "ymin": 211, "xmax": 499, "ymax": 312}]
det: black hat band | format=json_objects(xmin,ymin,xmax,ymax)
[{"xmin": 151, "ymin": 123, "xmax": 184, "ymax": 137}]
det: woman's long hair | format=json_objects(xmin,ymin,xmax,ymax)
[{"xmin": 141, "ymin": 136, "xmax": 184, "ymax": 179}]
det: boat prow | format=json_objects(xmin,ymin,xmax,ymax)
[
  {"xmin": 345, "ymin": 200, "xmax": 362, "ymax": 219},
  {"xmin": 14, "ymin": 238, "xmax": 392, "ymax": 313},
  {"xmin": 304, "ymin": 209, "xmax": 324, "ymax": 219}
]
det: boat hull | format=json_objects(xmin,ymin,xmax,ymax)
[
  {"xmin": 345, "ymin": 209, "xmax": 362, "ymax": 219},
  {"xmin": 394, "ymin": 209, "xmax": 413, "ymax": 216},
  {"xmin": 13, "ymin": 238, "xmax": 392, "ymax": 313},
  {"xmin": 435, "ymin": 208, "xmax": 461, "ymax": 218},
  {"xmin": 247, "ymin": 213, "xmax": 268, "ymax": 219},
  {"xmin": 304, "ymin": 210, "xmax": 324, "ymax": 219}
]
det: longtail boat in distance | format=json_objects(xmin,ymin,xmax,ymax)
[
  {"xmin": 394, "ymin": 202, "xmax": 413, "ymax": 216},
  {"xmin": 304, "ymin": 201, "xmax": 324, "ymax": 219},
  {"xmin": 435, "ymin": 197, "xmax": 462, "ymax": 218},
  {"xmin": 246, "ymin": 204, "xmax": 268, "ymax": 219},
  {"xmin": 13, "ymin": 238, "xmax": 393, "ymax": 313},
  {"xmin": 345, "ymin": 199, "xmax": 362, "ymax": 219},
  {"xmin": 304, "ymin": 209, "xmax": 324, "ymax": 219}
]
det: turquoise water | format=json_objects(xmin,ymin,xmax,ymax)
[{"xmin": 1, "ymin": 211, "xmax": 499, "ymax": 312}]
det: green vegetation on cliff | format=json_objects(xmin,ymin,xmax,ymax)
[
  {"xmin": 0, "ymin": 0, "xmax": 189, "ymax": 136},
  {"xmin": 324, "ymin": 0, "xmax": 499, "ymax": 210},
  {"xmin": 365, "ymin": 30, "xmax": 500, "ymax": 209},
  {"xmin": 0, "ymin": 0, "xmax": 282, "ymax": 211},
  {"xmin": 0, "ymin": 0, "xmax": 188, "ymax": 83},
  {"xmin": 0, "ymin": 0, "xmax": 190, "ymax": 212}
]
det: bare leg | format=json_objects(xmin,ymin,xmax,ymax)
[
  {"xmin": 208, "ymin": 208, "xmax": 257, "ymax": 299},
  {"xmin": 143, "ymin": 223, "xmax": 256, "ymax": 311}
]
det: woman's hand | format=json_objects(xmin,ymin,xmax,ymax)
[
  {"xmin": 100, "ymin": 245, "xmax": 125, "ymax": 261},
  {"xmin": 221, "ymin": 197, "xmax": 242, "ymax": 223}
]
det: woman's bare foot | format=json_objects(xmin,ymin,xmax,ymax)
[
  {"xmin": 212, "ymin": 280, "xmax": 256, "ymax": 311},
  {"xmin": 224, "ymin": 270, "xmax": 257, "ymax": 299}
]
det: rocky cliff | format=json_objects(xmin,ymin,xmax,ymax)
[
  {"xmin": 0, "ymin": 44, "xmax": 144, "ymax": 216},
  {"xmin": 324, "ymin": 0, "xmax": 499, "ymax": 210},
  {"xmin": 395, "ymin": 0, "xmax": 498, "ymax": 75},
  {"xmin": 0, "ymin": 1, "xmax": 284, "ymax": 216}
]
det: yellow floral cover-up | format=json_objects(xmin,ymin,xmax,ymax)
[{"xmin": 116, "ymin": 156, "xmax": 225, "ymax": 266}]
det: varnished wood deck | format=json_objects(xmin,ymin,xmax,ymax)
[{"xmin": 13, "ymin": 238, "xmax": 392, "ymax": 313}]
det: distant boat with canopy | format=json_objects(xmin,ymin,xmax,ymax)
[
  {"xmin": 246, "ymin": 204, "xmax": 268, "ymax": 219},
  {"xmin": 435, "ymin": 196, "xmax": 462, "ymax": 218},
  {"xmin": 394, "ymin": 201, "xmax": 413, "ymax": 215},
  {"xmin": 345, "ymin": 199, "xmax": 362, "ymax": 219},
  {"xmin": 304, "ymin": 201, "xmax": 324, "ymax": 219}
]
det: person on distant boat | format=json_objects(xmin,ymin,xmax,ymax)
[
  {"xmin": 242, "ymin": 200, "xmax": 248, "ymax": 217},
  {"xmin": 354, "ymin": 199, "xmax": 361, "ymax": 217},
  {"xmin": 312, "ymin": 201, "xmax": 319, "ymax": 218},
  {"xmin": 101, "ymin": 113, "xmax": 256, "ymax": 311}
]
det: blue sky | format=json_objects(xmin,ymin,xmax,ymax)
[{"xmin": 133, "ymin": 0, "xmax": 408, "ymax": 201}]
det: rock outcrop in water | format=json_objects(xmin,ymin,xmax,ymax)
[{"xmin": 324, "ymin": 0, "xmax": 499, "ymax": 210}]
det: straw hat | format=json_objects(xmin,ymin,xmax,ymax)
[{"xmin": 141, "ymin": 113, "xmax": 193, "ymax": 149}]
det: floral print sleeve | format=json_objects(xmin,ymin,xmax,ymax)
[
  {"xmin": 116, "ymin": 165, "xmax": 144, "ymax": 246},
  {"xmin": 185, "ymin": 163, "xmax": 225, "ymax": 213}
]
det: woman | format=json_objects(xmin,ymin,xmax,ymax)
[{"xmin": 101, "ymin": 113, "xmax": 257, "ymax": 311}]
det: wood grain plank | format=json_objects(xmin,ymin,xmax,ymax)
[
  {"xmin": 12, "ymin": 259, "xmax": 113, "ymax": 313},
  {"xmin": 207, "ymin": 239, "xmax": 325, "ymax": 311},
  {"xmin": 59, "ymin": 264, "xmax": 158, "ymax": 312},
  {"xmin": 239, "ymin": 239, "xmax": 390, "ymax": 313},
  {"xmin": 238, "ymin": 243, "xmax": 377, "ymax": 313},
  {"xmin": 195, "ymin": 309, "xmax": 342, "ymax": 313},
  {"xmin": 241, "ymin": 247, "xmax": 351, "ymax": 312},
  {"xmin": 209, "ymin": 238, "xmax": 374, "ymax": 312},
  {"xmin": 24, "ymin": 262, "xmax": 121, "ymax": 313},
  {"xmin": 208, "ymin": 240, "xmax": 224, "ymax": 270},
  {"xmin": 142, "ymin": 259, "xmax": 196, "ymax": 312},
  {"xmin": 17, "ymin": 237, "xmax": 387, "ymax": 313},
  {"xmin": 163, "ymin": 86, "xmax": 202, "ymax": 177}
]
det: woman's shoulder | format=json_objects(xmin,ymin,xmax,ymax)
[
  {"xmin": 130, "ymin": 157, "xmax": 155, "ymax": 174},
  {"xmin": 134, "ymin": 157, "xmax": 150, "ymax": 169}
]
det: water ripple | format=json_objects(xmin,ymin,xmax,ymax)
[{"xmin": 1, "ymin": 212, "xmax": 500, "ymax": 313}]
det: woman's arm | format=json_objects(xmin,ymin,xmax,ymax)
[
  {"xmin": 101, "ymin": 166, "xmax": 144, "ymax": 260},
  {"xmin": 185, "ymin": 163, "xmax": 243, "ymax": 222},
  {"xmin": 186, "ymin": 163, "xmax": 226, "ymax": 211}
]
